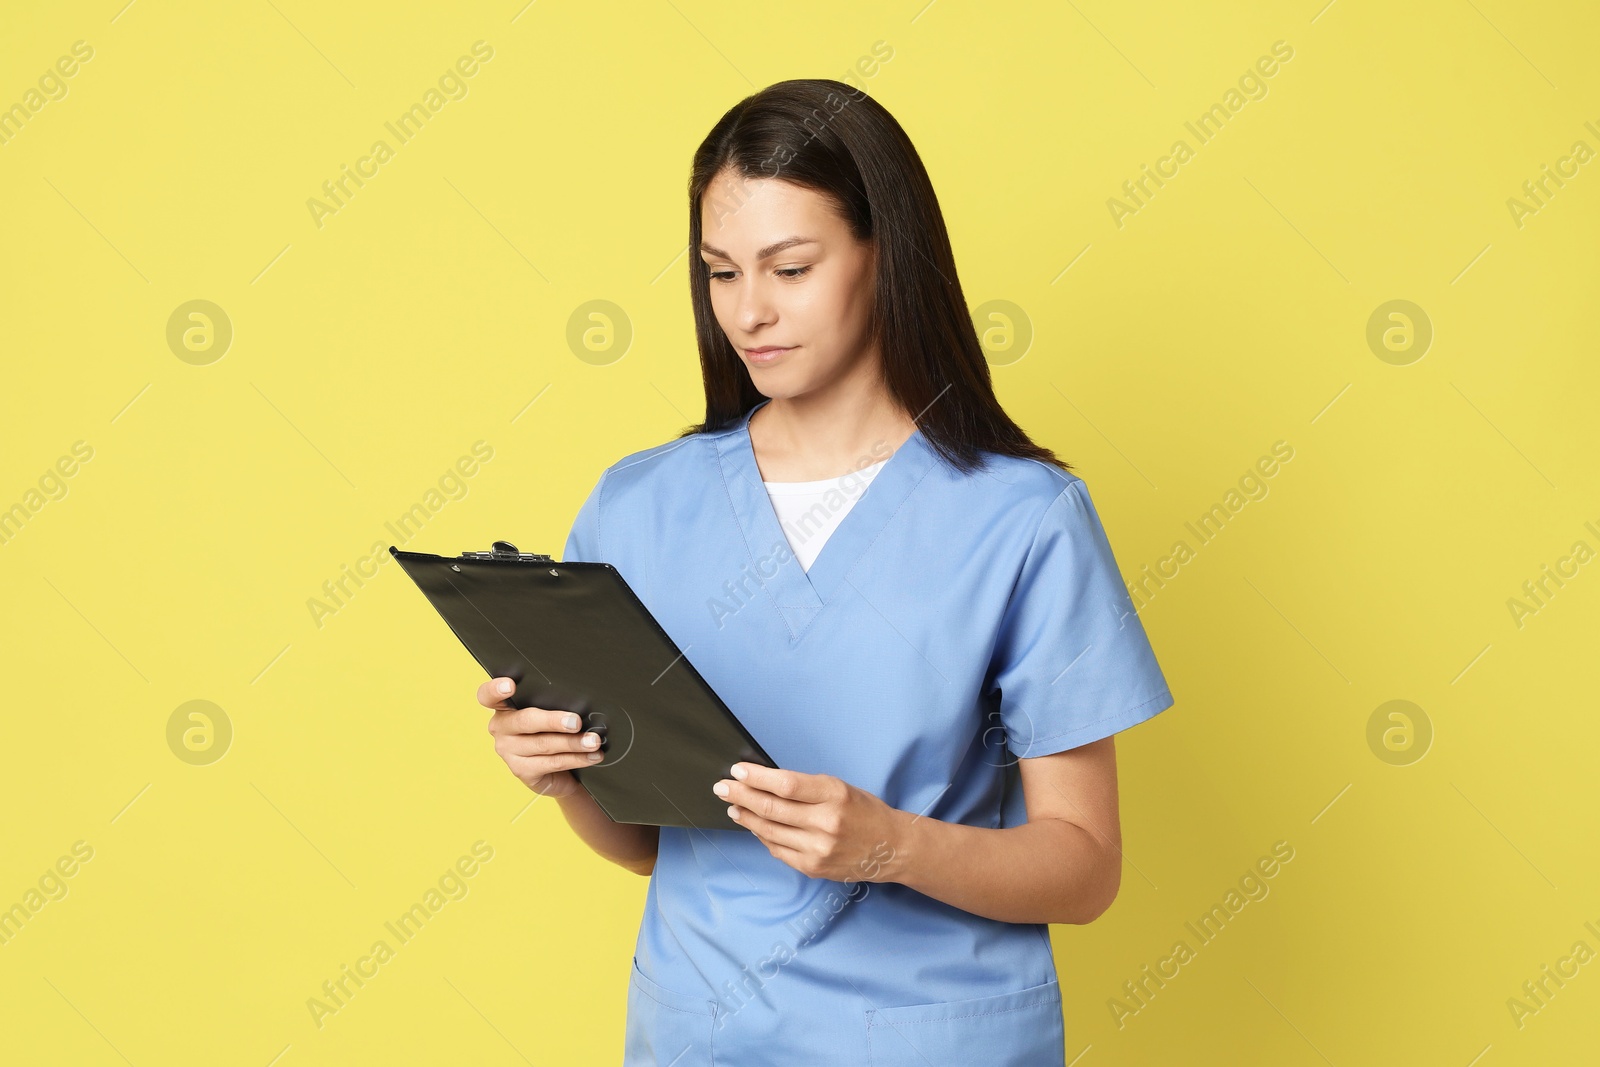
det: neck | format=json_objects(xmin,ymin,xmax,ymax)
[{"xmin": 749, "ymin": 379, "xmax": 916, "ymax": 481}]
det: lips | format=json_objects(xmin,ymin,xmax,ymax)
[{"xmin": 744, "ymin": 346, "xmax": 794, "ymax": 364}]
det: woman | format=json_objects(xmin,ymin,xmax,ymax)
[{"xmin": 482, "ymin": 78, "xmax": 1175, "ymax": 1066}]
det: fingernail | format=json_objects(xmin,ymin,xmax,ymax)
[
  {"xmin": 588, "ymin": 752, "xmax": 603, "ymax": 762},
  {"xmin": 713, "ymin": 781, "xmax": 729, "ymax": 797},
  {"xmin": 731, "ymin": 765, "xmax": 747, "ymax": 780},
  {"xmin": 565, "ymin": 714, "xmax": 580, "ymax": 730},
  {"xmin": 498, "ymin": 680, "xmax": 512, "ymax": 694},
  {"xmin": 728, "ymin": 806, "xmax": 740, "ymax": 819},
  {"xmin": 583, "ymin": 733, "xmax": 599, "ymax": 747}
]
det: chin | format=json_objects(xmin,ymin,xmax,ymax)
[
  {"xmin": 746, "ymin": 376, "xmax": 811, "ymax": 402},
  {"xmin": 743, "ymin": 365, "xmax": 799, "ymax": 393}
]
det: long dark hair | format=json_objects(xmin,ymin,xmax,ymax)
[{"xmin": 676, "ymin": 78, "xmax": 1069, "ymax": 475}]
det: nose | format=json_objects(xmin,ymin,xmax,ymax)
[{"xmin": 732, "ymin": 275, "xmax": 777, "ymax": 333}]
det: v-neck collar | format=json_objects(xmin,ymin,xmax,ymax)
[{"xmin": 715, "ymin": 398, "xmax": 936, "ymax": 642}]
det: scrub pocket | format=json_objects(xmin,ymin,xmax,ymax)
[
  {"xmin": 864, "ymin": 977, "xmax": 1065, "ymax": 1067},
  {"xmin": 624, "ymin": 956, "xmax": 719, "ymax": 1066}
]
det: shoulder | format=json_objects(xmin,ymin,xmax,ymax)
[
  {"xmin": 937, "ymin": 449, "xmax": 1090, "ymax": 534},
  {"xmin": 566, "ymin": 429, "xmax": 727, "ymax": 562},
  {"xmin": 590, "ymin": 426, "xmax": 730, "ymax": 506}
]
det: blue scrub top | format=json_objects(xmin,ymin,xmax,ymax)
[{"xmin": 563, "ymin": 398, "xmax": 1176, "ymax": 1066}]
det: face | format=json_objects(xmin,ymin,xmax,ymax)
[{"xmin": 698, "ymin": 169, "xmax": 879, "ymax": 399}]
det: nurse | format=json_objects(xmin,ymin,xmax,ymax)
[{"xmin": 482, "ymin": 78, "xmax": 1176, "ymax": 1065}]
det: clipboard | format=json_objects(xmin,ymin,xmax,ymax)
[{"xmin": 389, "ymin": 540, "xmax": 779, "ymax": 830}]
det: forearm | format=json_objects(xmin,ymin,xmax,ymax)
[
  {"xmin": 555, "ymin": 788, "xmax": 659, "ymax": 876},
  {"xmin": 879, "ymin": 809, "xmax": 1118, "ymax": 925}
]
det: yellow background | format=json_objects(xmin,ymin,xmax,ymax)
[{"xmin": 2, "ymin": 0, "xmax": 1597, "ymax": 1063}]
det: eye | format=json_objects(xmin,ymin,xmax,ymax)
[{"xmin": 704, "ymin": 265, "xmax": 812, "ymax": 284}]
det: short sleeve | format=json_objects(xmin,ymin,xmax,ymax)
[
  {"xmin": 562, "ymin": 469, "xmax": 607, "ymax": 563},
  {"xmin": 986, "ymin": 479, "xmax": 1175, "ymax": 758}
]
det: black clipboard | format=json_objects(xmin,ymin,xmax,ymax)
[{"xmin": 390, "ymin": 540, "xmax": 778, "ymax": 830}]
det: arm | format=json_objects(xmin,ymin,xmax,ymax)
[
  {"xmin": 882, "ymin": 736, "xmax": 1123, "ymax": 925},
  {"xmin": 556, "ymin": 789, "xmax": 660, "ymax": 877},
  {"xmin": 717, "ymin": 734, "xmax": 1124, "ymax": 926}
]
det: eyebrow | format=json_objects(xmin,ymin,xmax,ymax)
[{"xmin": 698, "ymin": 236, "xmax": 818, "ymax": 262}]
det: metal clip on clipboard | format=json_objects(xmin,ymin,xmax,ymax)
[{"xmin": 459, "ymin": 540, "xmax": 553, "ymax": 562}]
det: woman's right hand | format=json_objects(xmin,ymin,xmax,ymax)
[{"xmin": 481, "ymin": 676, "xmax": 604, "ymax": 800}]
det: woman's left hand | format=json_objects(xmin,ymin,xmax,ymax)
[{"xmin": 714, "ymin": 763, "xmax": 905, "ymax": 883}]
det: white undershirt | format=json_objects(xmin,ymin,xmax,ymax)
[{"xmin": 763, "ymin": 458, "xmax": 889, "ymax": 572}]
